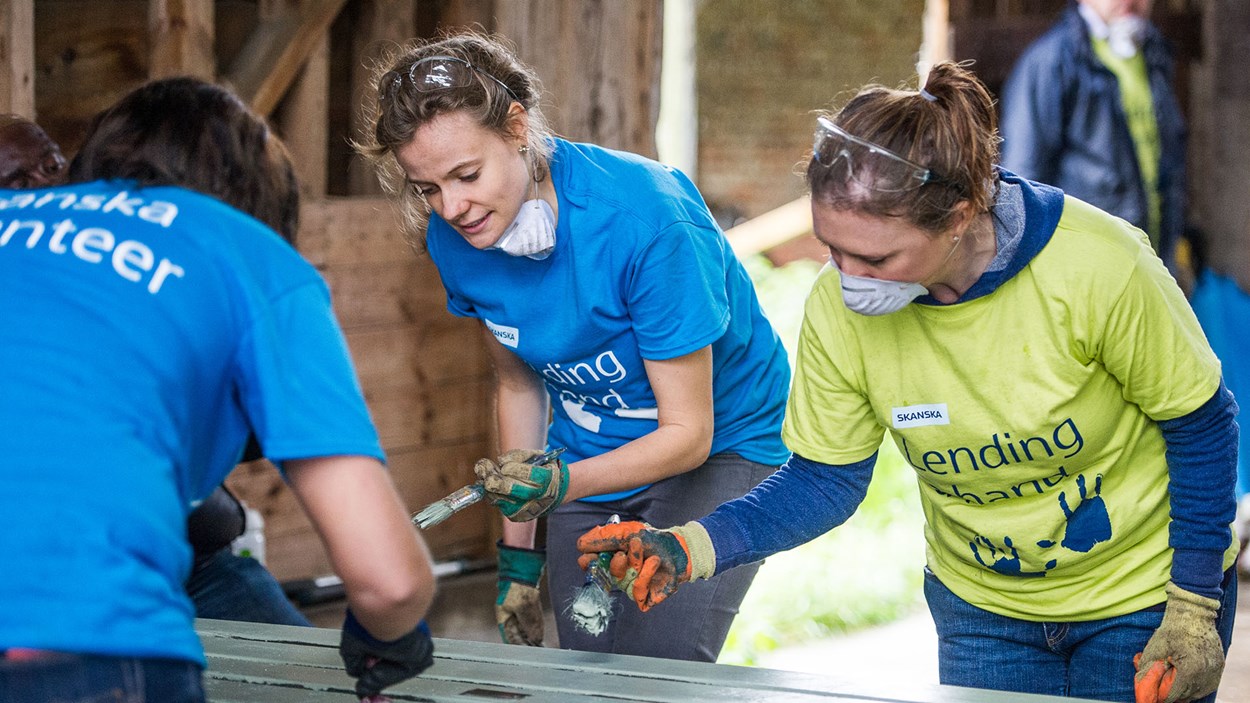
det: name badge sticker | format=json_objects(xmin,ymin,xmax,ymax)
[
  {"xmin": 892, "ymin": 403, "xmax": 950, "ymax": 429},
  {"xmin": 484, "ymin": 319, "xmax": 520, "ymax": 349}
]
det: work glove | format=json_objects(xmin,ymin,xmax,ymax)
[
  {"xmin": 575, "ymin": 520, "xmax": 716, "ymax": 611},
  {"xmin": 474, "ymin": 449, "xmax": 569, "ymax": 521},
  {"xmin": 1133, "ymin": 583, "xmax": 1224, "ymax": 703},
  {"xmin": 496, "ymin": 541, "xmax": 546, "ymax": 646},
  {"xmin": 339, "ymin": 610, "xmax": 434, "ymax": 699}
]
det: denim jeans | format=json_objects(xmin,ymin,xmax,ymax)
[
  {"xmin": 185, "ymin": 549, "xmax": 312, "ymax": 626},
  {"xmin": 0, "ymin": 653, "xmax": 203, "ymax": 703},
  {"xmin": 924, "ymin": 567, "xmax": 1238, "ymax": 702},
  {"xmin": 547, "ymin": 452, "xmax": 776, "ymax": 661}
]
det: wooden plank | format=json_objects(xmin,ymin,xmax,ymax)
[
  {"xmin": 0, "ymin": 0, "xmax": 35, "ymax": 117},
  {"xmin": 274, "ymin": 10, "xmax": 329, "ymax": 197},
  {"xmin": 196, "ymin": 619, "xmax": 1088, "ymax": 703},
  {"xmin": 223, "ymin": 0, "xmax": 347, "ymax": 116},
  {"xmin": 724, "ymin": 196, "xmax": 812, "ymax": 259},
  {"xmin": 320, "ymin": 260, "xmax": 450, "ymax": 330},
  {"xmin": 344, "ymin": 321, "xmax": 490, "ymax": 389},
  {"xmin": 148, "ymin": 0, "xmax": 215, "ymax": 80},
  {"xmin": 298, "ymin": 197, "xmax": 410, "ymax": 268},
  {"xmin": 496, "ymin": 0, "xmax": 663, "ymax": 156},
  {"xmin": 347, "ymin": 0, "xmax": 415, "ymax": 195}
]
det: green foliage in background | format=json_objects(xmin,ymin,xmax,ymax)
[{"xmin": 718, "ymin": 255, "xmax": 926, "ymax": 666}]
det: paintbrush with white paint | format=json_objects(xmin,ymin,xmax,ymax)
[{"xmin": 412, "ymin": 448, "xmax": 566, "ymax": 529}]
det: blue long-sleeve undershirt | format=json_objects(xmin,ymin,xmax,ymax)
[
  {"xmin": 1161, "ymin": 379, "xmax": 1239, "ymax": 599},
  {"xmin": 699, "ymin": 381, "xmax": 1238, "ymax": 599}
]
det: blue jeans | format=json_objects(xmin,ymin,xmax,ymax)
[
  {"xmin": 924, "ymin": 567, "xmax": 1238, "ymax": 702},
  {"xmin": 0, "ymin": 653, "xmax": 203, "ymax": 703},
  {"xmin": 185, "ymin": 549, "xmax": 311, "ymax": 626},
  {"xmin": 547, "ymin": 452, "xmax": 776, "ymax": 661}
]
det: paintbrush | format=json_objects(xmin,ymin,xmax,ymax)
[
  {"xmin": 412, "ymin": 448, "xmax": 566, "ymax": 529},
  {"xmin": 567, "ymin": 514, "xmax": 620, "ymax": 636}
]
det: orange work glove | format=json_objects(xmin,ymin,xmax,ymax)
[
  {"xmin": 575, "ymin": 520, "xmax": 716, "ymax": 611},
  {"xmin": 1132, "ymin": 583, "xmax": 1224, "ymax": 703}
]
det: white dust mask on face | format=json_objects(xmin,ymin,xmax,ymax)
[
  {"xmin": 491, "ymin": 147, "xmax": 556, "ymax": 260},
  {"xmin": 832, "ymin": 258, "xmax": 929, "ymax": 316},
  {"xmin": 831, "ymin": 234, "xmax": 963, "ymax": 316},
  {"xmin": 1107, "ymin": 15, "xmax": 1148, "ymax": 58}
]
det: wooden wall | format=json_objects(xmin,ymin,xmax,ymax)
[{"xmin": 5, "ymin": 0, "xmax": 661, "ymax": 582}]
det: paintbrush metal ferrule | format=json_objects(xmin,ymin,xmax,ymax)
[{"xmin": 412, "ymin": 483, "xmax": 484, "ymax": 529}]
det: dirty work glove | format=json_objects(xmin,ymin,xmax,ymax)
[
  {"xmin": 474, "ymin": 449, "xmax": 569, "ymax": 522},
  {"xmin": 1133, "ymin": 583, "xmax": 1224, "ymax": 703},
  {"xmin": 339, "ymin": 610, "xmax": 434, "ymax": 698},
  {"xmin": 575, "ymin": 520, "xmax": 715, "ymax": 611},
  {"xmin": 496, "ymin": 541, "xmax": 546, "ymax": 646}
]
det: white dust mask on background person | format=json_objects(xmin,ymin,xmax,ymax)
[
  {"xmin": 491, "ymin": 146, "xmax": 556, "ymax": 260},
  {"xmin": 1107, "ymin": 15, "xmax": 1148, "ymax": 58},
  {"xmin": 832, "ymin": 258, "xmax": 929, "ymax": 316}
]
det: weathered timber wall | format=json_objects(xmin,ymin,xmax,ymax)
[{"xmin": 226, "ymin": 198, "xmax": 495, "ymax": 580}]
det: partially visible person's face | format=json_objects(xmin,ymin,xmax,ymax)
[
  {"xmin": 394, "ymin": 110, "xmax": 531, "ymax": 250},
  {"xmin": 812, "ymin": 202, "xmax": 958, "ymax": 285},
  {"xmin": 0, "ymin": 118, "xmax": 67, "ymax": 189},
  {"xmin": 1080, "ymin": 0, "xmax": 1151, "ymax": 22}
]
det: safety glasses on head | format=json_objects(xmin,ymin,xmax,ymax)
[
  {"xmin": 384, "ymin": 55, "xmax": 519, "ymax": 103},
  {"xmin": 812, "ymin": 116, "xmax": 947, "ymax": 193}
]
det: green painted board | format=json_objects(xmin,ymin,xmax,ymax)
[{"xmin": 196, "ymin": 619, "xmax": 1100, "ymax": 703}]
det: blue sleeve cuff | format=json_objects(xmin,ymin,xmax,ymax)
[{"xmin": 698, "ymin": 451, "xmax": 876, "ymax": 574}]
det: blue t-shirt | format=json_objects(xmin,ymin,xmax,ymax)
[
  {"xmin": 427, "ymin": 139, "xmax": 790, "ymax": 499},
  {"xmin": 0, "ymin": 182, "xmax": 382, "ymax": 664}
]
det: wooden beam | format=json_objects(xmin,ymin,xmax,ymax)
[
  {"xmin": 347, "ymin": 0, "xmax": 415, "ymax": 195},
  {"xmin": 148, "ymin": 0, "xmax": 215, "ymax": 80},
  {"xmin": 275, "ymin": 30, "xmax": 329, "ymax": 197},
  {"xmin": 724, "ymin": 196, "xmax": 812, "ymax": 259},
  {"xmin": 223, "ymin": 0, "xmax": 347, "ymax": 116},
  {"xmin": 0, "ymin": 0, "xmax": 36, "ymax": 117}
]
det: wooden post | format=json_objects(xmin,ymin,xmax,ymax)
[
  {"xmin": 270, "ymin": 0, "xmax": 330, "ymax": 198},
  {"xmin": 347, "ymin": 0, "xmax": 415, "ymax": 195},
  {"xmin": 1191, "ymin": 0, "xmax": 1250, "ymax": 289},
  {"xmin": 148, "ymin": 0, "xmax": 215, "ymax": 80},
  {"xmin": 223, "ymin": 0, "xmax": 348, "ymax": 116},
  {"xmin": 496, "ymin": 0, "xmax": 663, "ymax": 157},
  {"xmin": 0, "ymin": 0, "xmax": 36, "ymax": 117}
]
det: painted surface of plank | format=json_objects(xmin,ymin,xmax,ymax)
[{"xmin": 197, "ymin": 619, "xmax": 1098, "ymax": 703}]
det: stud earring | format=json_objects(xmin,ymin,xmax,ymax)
[{"xmin": 518, "ymin": 144, "xmax": 530, "ymax": 155}]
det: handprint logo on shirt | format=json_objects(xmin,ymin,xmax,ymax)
[
  {"xmin": 969, "ymin": 534, "xmax": 1053, "ymax": 576},
  {"xmin": 1055, "ymin": 473, "xmax": 1111, "ymax": 552}
]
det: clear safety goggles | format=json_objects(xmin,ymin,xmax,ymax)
[
  {"xmin": 384, "ymin": 55, "xmax": 519, "ymax": 102},
  {"xmin": 812, "ymin": 116, "xmax": 946, "ymax": 193}
]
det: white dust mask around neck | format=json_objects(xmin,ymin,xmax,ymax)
[
  {"xmin": 491, "ymin": 148, "xmax": 556, "ymax": 260},
  {"xmin": 1107, "ymin": 15, "xmax": 1148, "ymax": 58},
  {"xmin": 493, "ymin": 197, "xmax": 555, "ymax": 259}
]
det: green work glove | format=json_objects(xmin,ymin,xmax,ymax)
[
  {"xmin": 1134, "ymin": 582, "xmax": 1224, "ymax": 703},
  {"xmin": 495, "ymin": 541, "xmax": 546, "ymax": 646},
  {"xmin": 575, "ymin": 520, "xmax": 715, "ymax": 611},
  {"xmin": 474, "ymin": 449, "xmax": 569, "ymax": 522}
]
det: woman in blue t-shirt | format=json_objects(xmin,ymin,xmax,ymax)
[{"xmin": 360, "ymin": 32, "xmax": 790, "ymax": 661}]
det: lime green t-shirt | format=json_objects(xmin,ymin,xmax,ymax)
[
  {"xmin": 1092, "ymin": 38, "xmax": 1163, "ymax": 250},
  {"xmin": 783, "ymin": 197, "xmax": 1232, "ymax": 621}
]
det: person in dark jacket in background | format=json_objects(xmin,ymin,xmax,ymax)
[{"xmin": 999, "ymin": 0, "xmax": 1186, "ymax": 268}]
